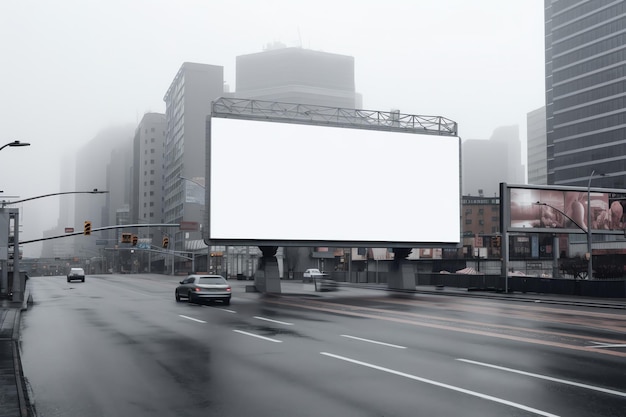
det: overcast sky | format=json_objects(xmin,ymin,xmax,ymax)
[{"xmin": 0, "ymin": 0, "xmax": 545, "ymax": 257}]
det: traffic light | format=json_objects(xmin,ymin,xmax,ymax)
[
  {"xmin": 121, "ymin": 232, "xmax": 132, "ymax": 243},
  {"xmin": 83, "ymin": 221, "xmax": 92, "ymax": 236},
  {"xmin": 162, "ymin": 237, "xmax": 169, "ymax": 248},
  {"xmin": 132, "ymin": 235, "xmax": 138, "ymax": 246}
]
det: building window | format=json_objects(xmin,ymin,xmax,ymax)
[
  {"xmin": 465, "ymin": 208, "xmax": 472, "ymax": 215},
  {"xmin": 465, "ymin": 219, "xmax": 472, "ymax": 225},
  {"xmin": 478, "ymin": 208, "xmax": 484, "ymax": 215}
]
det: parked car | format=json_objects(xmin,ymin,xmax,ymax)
[
  {"xmin": 67, "ymin": 267, "xmax": 85, "ymax": 283},
  {"xmin": 303, "ymin": 268, "xmax": 338, "ymax": 292},
  {"xmin": 175, "ymin": 274, "xmax": 231, "ymax": 305}
]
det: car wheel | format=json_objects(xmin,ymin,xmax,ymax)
[
  {"xmin": 223, "ymin": 299, "xmax": 230, "ymax": 306},
  {"xmin": 187, "ymin": 291, "xmax": 194, "ymax": 304},
  {"xmin": 67, "ymin": 278, "xmax": 70, "ymax": 283},
  {"xmin": 175, "ymin": 291, "xmax": 181, "ymax": 302},
  {"xmin": 82, "ymin": 278, "xmax": 85, "ymax": 282}
]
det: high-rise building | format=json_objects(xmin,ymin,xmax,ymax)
[
  {"xmin": 462, "ymin": 126, "xmax": 525, "ymax": 197},
  {"xmin": 73, "ymin": 124, "xmax": 134, "ymax": 258},
  {"xmin": 545, "ymin": 0, "xmax": 626, "ymax": 188},
  {"xmin": 163, "ymin": 62, "xmax": 224, "ymax": 251},
  {"xmin": 235, "ymin": 46, "xmax": 362, "ymax": 108},
  {"xmin": 131, "ymin": 112, "xmax": 166, "ymax": 241},
  {"xmin": 527, "ymin": 106, "xmax": 547, "ymax": 185},
  {"xmin": 42, "ymin": 154, "xmax": 76, "ymax": 259}
]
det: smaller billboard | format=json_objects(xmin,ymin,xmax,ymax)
[{"xmin": 508, "ymin": 185, "xmax": 626, "ymax": 234}]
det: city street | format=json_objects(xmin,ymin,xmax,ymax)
[{"xmin": 19, "ymin": 274, "xmax": 626, "ymax": 417}]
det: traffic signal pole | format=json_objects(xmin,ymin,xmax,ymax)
[{"xmin": 15, "ymin": 223, "xmax": 180, "ymax": 245}]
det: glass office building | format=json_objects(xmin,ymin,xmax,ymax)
[{"xmin": 545, "ymin": 0, "xmax": 626, "ymax": 188}]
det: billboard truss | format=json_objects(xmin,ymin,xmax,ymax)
[{"xmin": 211, "ymin": 97, "xmax": 458, "ymax": 136}]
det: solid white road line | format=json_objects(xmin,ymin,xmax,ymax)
[
  {"xmin": 588, "ymin": 341, "xmax": 626, "ymax": 349},
  {"xmin": 233, "ymin": 330, "xmax": 282, "ymax": 343},
  {"xmin": 340, "ymin": 334, "xmax": 407, "ymax": 349},
  {"xmin": 179, "ymin": 315, "xmax": 207, "ymax": 323},
  {"xmin": 321, "ymin": 352, "xmax": 560, "ymax": 417},
  {"xmin": 457, "ymin": 358, "xmax": 626, "ymax": 398},
  {"xmin": 254, "ymin": 316, "xmax": 294, "ymax": 326}
]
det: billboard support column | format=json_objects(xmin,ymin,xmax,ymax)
[{"xmin": 500, "ymin": 183, "xmax": 510, "ymax": 293}]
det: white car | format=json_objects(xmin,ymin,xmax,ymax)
[
  {"xmin": 67, "ymin": 267, "xmax": 85, "ymax": 283},
  {"xmin": 303, "ymin": 268, "xmax": 337, "ymax": 291}
]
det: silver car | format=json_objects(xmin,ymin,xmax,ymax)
[
  {"xmin": 175, "ymin": 274, "xmax": 231, "ymax": 305},
  {"xmin": 67, "ymin": 267, "xmax": 85, "ymax": 283}
]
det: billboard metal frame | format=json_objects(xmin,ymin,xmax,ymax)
[
  {"xmin": 211, "ymin": 97, "xmax": 458, "ymax": 136},
  {"xmin": 205, "ymin": 97, "xmax": 460, "ymax": 248},
  {"xmin": 500, "ymin": 182, "xmax": 626, "ymax": 291}
]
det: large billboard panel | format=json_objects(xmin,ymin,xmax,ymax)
[
  {"xmin": 208, "ymin": 117, "xmax": 461, "ymax": 246},
  {"xmin": 507, "ymin": 185, "xmax": 626, "ymax": 234}
]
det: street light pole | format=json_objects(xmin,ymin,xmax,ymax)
[
  {"xmin": 0, "ymin": 140, "xmax": 30, "ymax": 152},
  {"xmin": 534, "ymin": 202, "xmax": 585, "ymax": 279},
  {"xmin": 0, "ymin": 140, "xmax": 30, "ymax": 299}
]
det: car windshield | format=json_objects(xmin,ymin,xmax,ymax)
[{"xmin": 197, "ymin": 277, "xmax": 226, "ymax": 285}]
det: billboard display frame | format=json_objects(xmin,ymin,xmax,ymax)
[
  {"xmin": 503, "ymin": 183, "xmax": 626, "ymax": 235},
  {"xmin": 206, "ymin": 114, "xmax": 462, "ymax": 248}
]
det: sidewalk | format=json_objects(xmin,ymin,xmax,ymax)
[{"xmin": 0, "ymin": 291, "xmax": 32, "ymax": 417}]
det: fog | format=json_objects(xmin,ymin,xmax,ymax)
[{"xmin": 0, "ymin": 0, "xmax": 544, "ymax": 257}]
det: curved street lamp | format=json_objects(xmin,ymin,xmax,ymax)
[
  {"xmin": 534, "ymin": 201, "xmax": 585, "ymax": 279},
  {"xmin": 0, "ymin": 140, "xmax": 30, "ymax": 152}
]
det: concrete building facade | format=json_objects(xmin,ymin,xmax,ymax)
[
  {"xmin": 527, "ymin": 106, "xmax": 548, "ymax": 185},
  {"xmin": 462, "ymin": 126, "xmax": 525, "ymax": 197},
  {"xmin": 545, "ymin": 0, "xmax": 626, "ymax": 188},
  {"xmin": 131, "ymin": 112, "xmax": 166, "ymax": 243},
  {"xmin": 163, "ymin": 62, "xmax": 224, "ymax": 252},
  {"xmin": 235, "ymin": 47, "xmax": 362, "ymax": 109}
]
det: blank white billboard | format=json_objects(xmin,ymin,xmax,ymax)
[{"xmin": 209, "ymin": 117, "xmax": 460, "ymax": 246}]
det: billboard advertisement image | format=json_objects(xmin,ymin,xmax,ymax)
[{"xmin": 508, "ymin": 186, "xmax": 626, "ymax": 234}]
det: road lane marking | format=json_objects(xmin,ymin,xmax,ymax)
[
  {"xmin": 588, "ymin": 341, "xmax": 626, "ymax": 349},
  {"xmin": 457, "ymin": 359, "xmax": 626, "ymax": 398},
  {"xmin": 179, "ymin": 315, "xmax": 207, "ymax": 323},
  {"xmin": 219, "ymin": 308, "xmax": 237, "ymax": 314},
  {"xmin": 321, "ymin": 352, "xmax": 560, "ymax": 417},
  {"xmin": 341, "ymin": 334, "xmax": 406, "ymax": 349},
  {"xmin": 254, "ymin": 316, "xmax": 293, "ymax": 326},
  {"xmin": 233, "ymin": 330, "xmax": 282, "ymax": 343}
]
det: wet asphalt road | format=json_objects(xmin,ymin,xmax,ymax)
[{"xmin": 19, "ymin": 274, "xmax": 626, "ymax": 417}]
